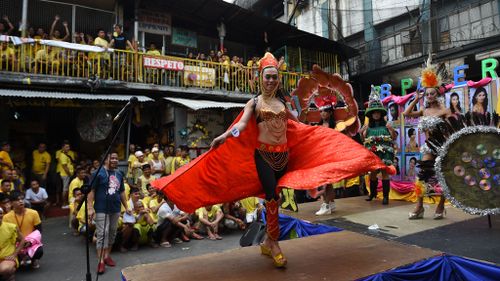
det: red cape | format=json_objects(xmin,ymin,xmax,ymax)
[{"xmin": 151, "ymin": 112, "xmax": 391, "ymax": 213}]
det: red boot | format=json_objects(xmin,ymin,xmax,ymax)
[{"xmin": 264, "ymin": 199, "xmax": 287, "ymax": 268}]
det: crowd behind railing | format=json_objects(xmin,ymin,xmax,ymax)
[{"xmin": 0, "ymin": 15, "xmax": 306, "ymax": 94}]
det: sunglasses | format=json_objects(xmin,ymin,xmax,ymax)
[{"xmin": 264, "ymin": 74, "xmax": 278, "ymax": 80}]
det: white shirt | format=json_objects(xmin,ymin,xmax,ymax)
[
  {"xmin": 25, "ymin": 187, "xmax": 48, "ymax": 202},
  {"xmin": 157, "ymin": 203, "xmax": 182, "ymax": 225}
]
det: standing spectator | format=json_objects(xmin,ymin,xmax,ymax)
[
  {"xmin": 69, "ymin": 187, "xmax": 83, "ymax": 236},
  {"xmin": 25, "ymin": 179, "xmax": 49, "ymax": 219},
  {"xmin": 56, "ymin": 143, "xmax": 74, "ymax": 208},
  {"xmin": 3, "ymin": 191, "xmax": 43, "ymax": 269},
  {"xmin": 170, "ymin": 145, "xmax": 190, "ymax": 174},
  {"xmin": 34, "ymin": 27, "xmax": 47, "ymax": 40},
  {"xmin": 126, "ymin": 144, "xmax": 137, "ymax": 184},
  {"xmin": 136, "ymin": 164, "xmax": 154, "ymax": 197},
  {"xmin": 93, "ymin": 29, "xmax": 110, "ymax": 77},
  {"xmin": 0, "ymin": 206, "xmax": 26, "ymax": 281},
  {"xmin": 10, "ymin": 169, "xmax": 24, "ymax": 193},
  {"xmin": 68, "ymin": 167, "xmax": 86, "ymax": 204},
  {"xmin": 163, "ymin": 146, "xmax": 175, "ymax": 176},
  {"xmin": 149, "ymin": 148, "xmax": 164, "ymax": 179},
  {"xmin": 0, "ymin": 193, "xmax": 11, "ymax": 213},
  {"xmin": 49, "ymin": 15, "xmax": 70, "ymax": 41},
  {"xmin": 0, "ymin": 142, "xmax": 13, "ymax": 172},
  {"xmin": 31, "ymin": 142, "xmax": 51, "ymax": 189},
  {"xmin": 87, "ymin": 152, "xmax": 130, "ymax": 275},
  {"xmin": 108, "ymin": 24, "xmax": 135, "ymax": 79},
  {"xmin": 0, "ymin": 180, "xmax": 12, "ymax": 195},
  {"xmin": 0, "ymin": 16, "xmax": 15, "ymax": 35},
  {"xmin": 131, "ymin": 151, "xmax": 148, "ymax": 188}
]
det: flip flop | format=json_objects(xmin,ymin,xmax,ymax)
[{"xmin": 160, "ymin": 242, "xmax": 171, "ymax": 248}]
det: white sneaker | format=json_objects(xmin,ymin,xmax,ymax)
[
  {"xmin": 329, "ymin": 202, "xmax": 336, "ymax": 212},
  {"xmin": 315, "ymin": 203, "xmax": 331, "ymax": 215}
]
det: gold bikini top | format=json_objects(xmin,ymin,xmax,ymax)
[{"xmin": 257, "ymin": 108, "xmax": 287, "ymax": 123}]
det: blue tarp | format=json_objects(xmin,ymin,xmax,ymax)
[
  {"xmin": 361, "ymin": 254, "xmax": 500, "ymax": 281},
  {"xmin": 262, "ymin": 211, "xmax": 343, "ymax": 240}
]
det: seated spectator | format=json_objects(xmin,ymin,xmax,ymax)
[
  {"xmin": 239, "ymin": 197, "xmax": 262, "ymax": 224},
  {"xmin": 131, "ymin": 151, "xmax": 148, "ymax": 186},
  {"xmin": 121, "ymin": 199, "xmax": 155, "ymax": 251},
  {"xmin": 3, "ymin": 191, "xmax": 43, "ymax": 269},
  {"xmin": 0, "ymin": 180, "xmax": 12, "ymax": 195},
  {"xmin": 50, "ymin": 15, "xmax": 70, "ymax": 41},
  {"xmin": 0, "ymin": 206, "xmax": 26, "ymax": 281},
  {"xmin": 170, "ymin": 145, "xmax": 190, "ymax": 174},
  {"xmin": 222, "ymin": 202, "xmax": 246, "ymax": 231},
  {"xmin": 147, "ymin": 186, "xmax": 164, "ymax": 223},
  {"xmin": 25, "ymin": 179, "xmax": 48, "ymax": 219},
  {"xmin": 69, "ymin": 188, "xmax": 83, "ymax": 236},
  {"xmin": 155, "ymin": 193, "xmax": 201, "ymax": 248},
  {"xmin": 195, "ymin": 205, "xmax": 223, "ymax": 240},
  {"xmin": 0, "ymin": 16, "xmax": 14, "ymax": 35},
  {"xmin": 10, "ymin": 169, "xmax": 24, "ymax": 192},
  {"xmin": 34, "ymin": 46, "xmax": 60, "ymax": 73},
  {"xmin": 0, "ymin": 193, "xmax": 11, "ymax": 213}
]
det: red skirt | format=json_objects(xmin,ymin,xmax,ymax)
[{"xmin": 151, "ymin": 112, "xmax": 392, "ymax": 213}]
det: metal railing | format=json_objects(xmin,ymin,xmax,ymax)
[{"xmin": 0, "ymin": 42, "xmax": 308, "ymax": 94}]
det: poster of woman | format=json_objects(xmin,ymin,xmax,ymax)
[
  {"xmin": 469, "ymin": 86, "xmax": 491, "ymax": 115},
  {"xmin": 405, "ymin": 154, "xmax": 419, "ymax": 181},
  {"xmin": 393, "ymin": 127, "xmax": 402, "ymax": 153},
  {"xmin": 445, "ymin": 89, "xmax": 465, "ymax": 114},
  {"xmin": 405, "ymin": 127, "xmax": 419, "ymax": 153},
  {"xmin": 387, "ymin": 102, "xmax": 401, "ymax": 125},
  {"xmin": 392, "ymin": 154, "xmax": 402, "ymax": 180},
  {"xmin": 404, "ymin": 96, "xmax": 420, "ymax": 125}
]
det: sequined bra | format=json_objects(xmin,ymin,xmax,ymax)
[
  {"xmin": 256, "ymin": 108, "xmax": 287, "ymax": 123},
  {"xmin": 418, "ymin": 116, "xmax": 445, "ymax": 131}
]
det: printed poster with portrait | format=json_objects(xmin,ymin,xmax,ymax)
[
  {"xmin": 404, "ymin": 127, "xmax": 420, "ymax": 153},
  {"xmin": 404, "ymin": 153, "xmax": 420, "ymax": 182},
  {"xmin": 468, "ymin": 84, "xmax": 492, "ymax": 115},
  {"xmin": 445, "ymin": 87, "xmax": 466, "ymax": 114},
  {"xmin": 403, "ymin": 96, "xmax": 422, "ymax": 125},
  {"xmin": 391, "ymin": 153, "xmax": 402, "ymax": 181},
  {"xmin": 387, "ymin": 102, "xmax": 402, "ymax": 126}
]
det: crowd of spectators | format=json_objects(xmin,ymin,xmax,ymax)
[{"xmin": 0, "ymin": 139, "xmax": 263, "ymax": 279}]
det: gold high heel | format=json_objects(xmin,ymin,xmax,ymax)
[
  {"xmin": 272, "ymin": 252, "xmax": 287, "ymax": 268},
  {"xmin": 260, "ymin": 244, "xmax": 271, "ymax": 257},
  {"xmin": 408, "ymin": 208, "xmax": 425, "ymax": 220}
]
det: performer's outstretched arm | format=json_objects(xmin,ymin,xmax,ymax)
[{"xmin": 210, "ymin": 98, "xmax": 256, "ymax": 148}]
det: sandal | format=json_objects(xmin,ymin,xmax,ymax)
[
  {"xmin": 260, "ymin": 244, "xmax": 272, "ymax": 257},
  {"xmin": 272, "ymin": 252, "xmax": 287, "ymax": 268},
  {"xmin": 160, "ymin": 241, "xmax": 171, "ymax": 248}
]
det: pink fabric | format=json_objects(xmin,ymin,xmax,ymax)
[
  {"xmin": 377, "ymin": 180, "xmax": 415, "ymax": 194},
  {"xmin": 467, "ymin": 78, "xmax": 492, "ymax": 88},
  {"xmin": 382, "ymin": 92, "xmax": 416, "ymax": 106},
  {"xmin": 20, "ymin": 230, "xmax": 43, "ymax": 258}
]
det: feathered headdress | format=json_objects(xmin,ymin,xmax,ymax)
[{"xmin": 421, "ymin": 53, "xmax": 442, "ymax": 89}]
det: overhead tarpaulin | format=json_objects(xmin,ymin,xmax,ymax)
[
  {"xmin": 360, "ymin": 254, "xmax": 500, "ymax": 281},
  {"xmin": 164, "ymin": 97, "xmax": 246, "ymax": 111}
]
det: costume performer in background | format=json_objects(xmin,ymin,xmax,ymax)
[
  {"xmin": 152, "ymin": 54, "xmax": 395, "ymax": 268},
  {"xmin": 404, "ymin": 56, "xmax": 451, "ymax": 219},
  {"xmin": 361, "ymin": 86, "xmax": 397, "ymax": 205}
]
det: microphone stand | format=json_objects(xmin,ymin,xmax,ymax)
[{"xmin": 78, "ymin": 98, "xmax": 135, "ymax": 281}]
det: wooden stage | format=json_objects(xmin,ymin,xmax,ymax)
[{"xmin": 121, "ymin": 230, "xmax": 439, "ymax": 281}]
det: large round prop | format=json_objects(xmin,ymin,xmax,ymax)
[
  {"xmin": 77, "ymin": 109, "xmax": 113, "ymax": 143},
  {"xmin": 435, "ymin": 126, "xmax": 500, "ymax": 215}
]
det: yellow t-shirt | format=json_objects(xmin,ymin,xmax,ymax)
[
  {"xmin": 138, "ymin": 175, "xmax": 154, "ymax": 195},
  {"xmin": 68, "ymin": 177, "xmax": 84, "ymax": 203},
  {"xmin": 0, "ymin": 221, "xmax": 18, "ymax": 260},
  {"xmin": 196, "ymin": 205, "xmax": 221, "ymax": 221},
  {"xmin": 0, "ymin": 47, "xmax": 15, "ymax": 60},
  {"xmin": 0, "ymin": 151, "xmax": 13, "ymax": 171},
  {"xmin": 57, "ymin": 152, "xmax": 74, "ymax": 177},
  {"xmin": 171, "ymin": 156, "xmax": 190, "ymax": 174},
  {"xmin": 146, "ymin": 50, "xmax": 161, "ymax": 56},
  {"xmin": 3, "ymin": 209, "xmax": 41, "ymax": 237},
  {"xmin": 32, "ymin": 150, "xmax": 51, "ymax": 174},
  {"xmin": 148, "ymin": 197, "xmax": 162, "ymax": 223},
  {"xmin": 127, "ymin": 154, "xmax": 138, "ymax": 178},
  {"xmin": 240, "ymin": 197, "xmax": 259, "ymax": 213}
]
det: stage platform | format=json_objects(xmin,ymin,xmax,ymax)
[{"xmin": 121, "ymin": 230, "xmax": 439, "ymax": 281}]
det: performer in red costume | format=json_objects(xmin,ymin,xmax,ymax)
[{"xmin": 152, "ymin": 53, "xmax": 394, "ymax": 268}]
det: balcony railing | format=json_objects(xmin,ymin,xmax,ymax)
[{"xmin": 0, "ymin": 41, "xmax": 307, "ymax": 94}]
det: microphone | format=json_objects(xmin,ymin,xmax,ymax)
[{"xmin": 113, "ymin": 96, "xmax": 139, "ymax": 122}]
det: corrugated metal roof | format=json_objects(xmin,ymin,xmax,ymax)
[
  {"xmin": 0, "ymin": 89, "xmax": 153, "ymax": 102},
  {"xmin": 164, "ymin": 97, "xmax": 246, "ymax": 110}
]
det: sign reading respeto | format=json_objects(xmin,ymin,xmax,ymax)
[{"xmin": 143, "ymin": 57, "xmax": 184, "ymax": 71}]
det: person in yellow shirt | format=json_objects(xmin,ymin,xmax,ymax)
[
  {"xmin": 34, "ymin": 46, "xmax": 60, "ymax": 74},
  {"xmin": 240, "ymin": 197, "xmax": 263, "ymax": 224},
  {"xmin": 69, "ymin": 187, "xmax": 84, "ymax": 235},
  {"xmin": 56, "ymin": 143, "xmax": 74, "ymax": 207},
  {"xmin": 93, "ymin": 29, "xmax": 111, "ymax": 78},
  {"xmin": 31, "ymin": 142, "xmax": 51, "ymax": 188},
  {"xmin": 68, "ymin": 167, "xmax": 86, "ymax": 204},
  {"xmin": 136, "ymin": 165, "xmax": 154, "ymax": 197},
  {"xmin": 195, "ymin": 205, "xmax": 224, "ymax": 240},
  {"xmin": 0, "ymin": 205, "xmax": 26, "ymax": 280},
  {"xmin": 0, "ymin": 42, "xmax": 16, "ymax": 69},
  {"xmin": 170, "ymin": 146, "xmax": 190, "ymax": 174},
  {"xmin": 0, "ymin": 142, "xmax": 13, "ymax": 172},
  {"xmin": 3, "ymin": 191, "xmax": 43, "ymax": 269}
]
